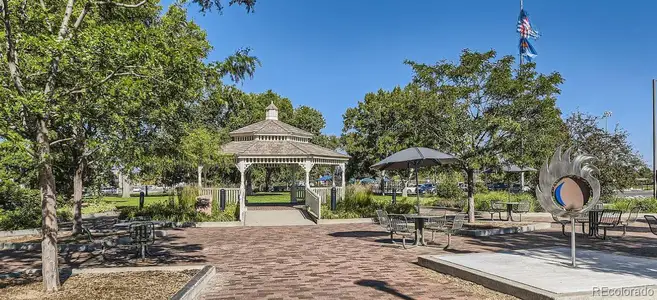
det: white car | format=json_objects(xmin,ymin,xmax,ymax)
[{"xmin": 404, "ymin": 186, "xmax": 416, "ymax": 195}]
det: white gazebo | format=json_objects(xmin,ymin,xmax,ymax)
[{"xmin": 221, "ymin": 102, "xmax": 350, "ymax": 221}]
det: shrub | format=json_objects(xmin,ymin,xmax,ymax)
[
  {"xmin": 436, "ymin": 178, "xmax": 465, "ymax": 200},
  {"xmin": 320, "ymin": 186, "xmax": 426, "ymax": 219},
  {"xmin": 118, "ymin": 202, "xmax": 238, "ymax": 222},
  {"xmin": 474, "ymin": 191, "xmax": 539, "ymax": 212},
  {"xmin": 177, "ymin": 186, "xmax": 199, "ymax": 210},
  {"xmin": 0, "ymin": 204, "xmax": 73, "ymax": 231},
  {"xmin": 608, "ymin": 197, "xmax": 657, "ymax": 213}
]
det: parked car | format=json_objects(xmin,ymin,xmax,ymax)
[
  {"xmin": 488, "ymin": 182, "xmax": 508, "ymax": 191},
  {"xmin": 418, "ymin": 183, "xmax": 436, "ymax": 194},
  {"xmin": 403, "ymin": 184, "xmax": 417, "ymax": 195},
  {"xmin": 101, "ymin": 187, "xmax": 118, "ymax": 195}
]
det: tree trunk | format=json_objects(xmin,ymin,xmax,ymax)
[
  {"xmin": 37, "ymin": 119, "xmax": 60, "ymax": 292},
  {"xmin": 265, "ymin": 168, "xmax": 272, "ymax": 192},
  {"xmin": 72, "ymin": 159, "xmax": 85, "ymax": 235},
  {"xmin": 121, "ymin": 173, "xmax": 131, "ymax": 198},
  {"xmin": 466, "ymin": 168, "xmax": 476, "ymax": 223},
  {"xmin": 197, "ymin": 165, "xmax": 203, "ymax": 188}
]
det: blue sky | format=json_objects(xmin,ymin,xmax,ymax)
[{"xmin": 165, "ymin": 0, "xmax": 657, "ymax": 163}]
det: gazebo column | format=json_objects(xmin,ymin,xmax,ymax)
[
  {"xmin": 302, "ymin": 160, "xmax": 315, "ymax": 191},
  {"xmin": 236, "ymin": 160, "xmax": 252, "ymax": 222},
  {"xmin": 339, "ymin": 163, "xmax": 346, "ymax": 200}
]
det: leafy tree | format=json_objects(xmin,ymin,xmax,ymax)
[
  {"xmin": 385, "ymin": 50, "xmax": 563, "ymax": 222},
  {"xmin": 343, "ymin": 85, "xmax": 440, "ymax": 181},
  {"xmin": 289, "ymin": 105, "xmax": 325, "ymax": 136},
  {"xmin": 0, "ymin": 0, "xmax": 255, "ymax": 291},
  {"xmin": 566, "ymin": 111, "xmax": 646, "ymax": 198}
]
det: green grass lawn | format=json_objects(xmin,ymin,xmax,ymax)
[
  {"xmin": 247, "ymin": 192, "xmax": 292, "ymax": 204},
  {"xmin": 101, "ymin": 195, "xmax": 170, "ymax": 207}
]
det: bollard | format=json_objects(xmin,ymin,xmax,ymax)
[
  {"xmin": 331, "ymin": 187, "xmax": 337, "ymax": 211},
  {"xmin": 145, "ymin": 185, "xmax": 149, "ymax": 196},
  {"xmin": 220, "ymin": 189, "xmax": 226, "ymax": 211},
  {"xmin": 139, "ymin": 191, "xmax": 145, "ymax": 210},
  {"xmin": 391, "ymin": 188, "xmax": 397, "ymax": 205}
]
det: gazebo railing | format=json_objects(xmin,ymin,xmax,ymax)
[
  {"xmin": 311, "ymin": 187, "xmax": 344, "ymax": 204},
  {"xmin": 305, "ymin": 188, "xmax": 321, "ymax": 219},
  {"xmin": 200, "ymin": 187, "xmax": 240, "ymax": 204}
]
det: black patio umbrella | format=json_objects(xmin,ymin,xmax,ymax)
[{"xmin": 371, "ymin": 147, "xmax": 458, "ymax": 214}]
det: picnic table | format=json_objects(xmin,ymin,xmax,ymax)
[{"xmin": 402, "ymin": 214, "xmax": 444, "ymax": 246}]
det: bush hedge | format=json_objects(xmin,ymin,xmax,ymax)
[{"xmin": 321, "ymin": 185, "xmax": 432, "ymax": 219}]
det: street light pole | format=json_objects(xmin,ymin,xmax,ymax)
[
  {"xmin": 603, "ymin": 111, "xmax": 612, "ymax": 133},
  {"xmin": 653, "ymin": 80, "xmax": 657, "ymax": 199}
]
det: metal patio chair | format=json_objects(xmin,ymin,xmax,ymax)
[
  {"xmin": 442, "ymin": 214, "xmax": 466, "ymax": 249},
  {"xmin": 489, "ymin": 200, "xmax": 505, "ymax": 221},
  {"xmin": 620, "ymin": 206, "xmax": 640, "ymax": 237},
  {"xmin": 376, "ymin": 209, "xmax": 393, "ymax": 243},
  {"xmin": 513, "ymin": 200, "xmax": 530, "ymax": 222},
  {"xmin": 424, "ymin": 215, "xmax": 447, "ymax": 243},
  {"xmin": 552, "ymin": 214, "xmax": 571, "ymax": 237},
  {"xmin": 388, "ymin": 214, "xmax": 416, "ymax": 249},
  {"xmin": 596, "ymin": 210, "xmax": 622, "ymax": 240},
  {"xmin": 129, "ymin": 221, "xmax": 156, "ymax": 259},
  {"xmin": 645, "ymin": 215, "xmax": 657, "ymax": 236}
]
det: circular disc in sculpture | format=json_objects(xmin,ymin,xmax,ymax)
[{"xmin": 551, "ymin": 175, "xmax": 592, "ymax": 211}]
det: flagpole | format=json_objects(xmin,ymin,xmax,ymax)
[
  {"xmin": 519, "ymin": 0, "xmax": 524, "ymax": 65},
  {"xmin": 518, "ymin": 0, "xmax": 524, "ymax": 187}
]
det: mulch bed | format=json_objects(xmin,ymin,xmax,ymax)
[{"xmin": 0, "ymin": 270, "xmax": 197, "ymax": 300}]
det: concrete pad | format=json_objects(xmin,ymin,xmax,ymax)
[
  {"xmin": 419, "ymin": 247, "xmax": 657, "ymax": 299},
  {"xmin": 244, "ymin": 209, "xmax": 315, "ymax": 226},
  {"xmin": 458, "ymin": 222, "xmax": 552, "ymax": 237}
]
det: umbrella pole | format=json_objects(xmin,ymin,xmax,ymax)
[{"xmin": 415, "ymin": 166, "xmax": 420, "ymax": 214}]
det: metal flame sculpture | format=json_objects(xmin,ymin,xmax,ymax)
[
  {"xmin": 536, "ymin": 146, "xmax": 601, "ymax": 217},
  {"xmin": 536, "ymin": 146, "xmax": 601, "ymax": 267}
]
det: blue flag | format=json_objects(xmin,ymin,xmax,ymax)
[{"xmin": 519, "ymin": 38, "xmax": 538, "ymax": 61}]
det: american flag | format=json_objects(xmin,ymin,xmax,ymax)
[{"xmin": 517, "ymin": 9, "xmax": 539, "ymax": 39}]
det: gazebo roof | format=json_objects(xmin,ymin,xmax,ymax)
[
  {"xmin": 222, "ymin": 104, "xmax": 349, "ymax": 160},
  {"xmin": 229, "ymin": 119, "xmax": 313, "ymax": 137},
  {"xmin": 222, "ymin": 140, "xmax": 350, "ymax": 159}
]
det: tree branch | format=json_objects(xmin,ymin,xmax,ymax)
[
  {"xmin": 42, "ymin": 0, "xmax": 75, "ymax": 100},
  {"xmin": 50, "ymin": 138, "xmax": 74, "ymax": 146},
  {"xmin": 1, "ymin": 0, "xmax": 27, "ymax": 96},
  {"xmin": 39, "ymin": 0, "xmax": 53, "ymax": 33},
  {"xmin": 94, "ymin": 0, "xmax": 147, "ymax": 8}
]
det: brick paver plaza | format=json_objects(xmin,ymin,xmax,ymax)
[{"xmin": 2, "ymin": 216, "xmax": 657, "ymax": 299}]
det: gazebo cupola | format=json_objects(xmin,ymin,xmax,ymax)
[{"xmin": 265, "ymin": 101, "xmax": 279, "ymax": 120}]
